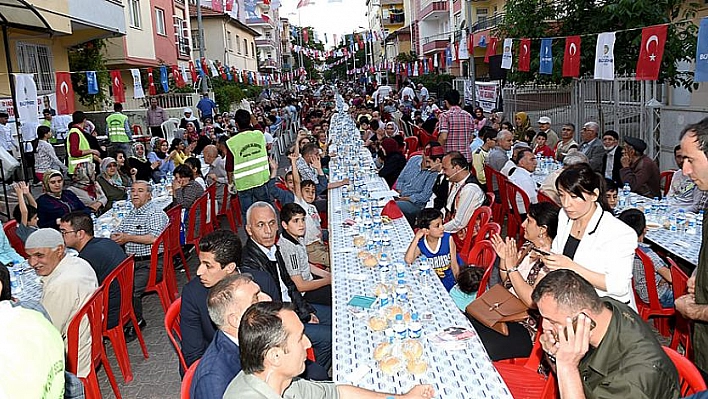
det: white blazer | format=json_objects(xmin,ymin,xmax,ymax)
[{"xmin": 551, "ymin": 204, "xmax": 638, "ymax": 310}]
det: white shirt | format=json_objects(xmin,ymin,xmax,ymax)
[
  {"xmin": 604, "ymin": 146, "xmax": 617, "ymax": 179},
  {"xmin": 508, "ymin": 166, "xmax": 538, "ymax": 213},
  {"xmin": 255, "ymin": 241, "xmax": 291, "ymax": 302},
  {"xmin": 0, "ymin": 123, "xmax": 15, "ymax": 152}
]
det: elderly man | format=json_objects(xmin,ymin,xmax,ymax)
[
  {"xmin": 579, "ymin": 122, "xmax": 605, "ymax": 172},
  {"xmin": 438, "ymin": 90, "xmax": 474, "ymax": 161},
  {"xmin": 395, "ymin": 142, "xmax": 440, "ymax": 225},
  {"xmin": 508, "ymin": 148, "xmax": 538, "ymax": 214},
  {"xmin": 26, "ymin": 228, "xmax": 98, "ymax": 379},
  {"xmin": 536, "ymin": 116, "xmax": 559, "ymax": 149},
  {"xmin": 555, "ymin": 123, "xmax": 579, "ymax": 162},
  {"xmin": 441, "ymin": 152, "xmax": 485, "ymax": 248},
  {"xmin": 181, "ymin": 230, "xmax": 277, "ymax": 369},
  {"xmin": 487, "ymin": 130, "xmax": 513, "ymax": 172},
  {"xmin": 601, "ymin": 130, "xmax": 622, "ymax": 187},
  {"xmin": 223, "ymin": 302, "xmax": 435, "ymax": 399},
  {"xmin": 146, "ymin": 97, "xmax": 168, "ymax": 137},
  {"xmin": 203, "ymin": 144, "xmax": 228, "ymax": 206},
  {"xmin": 619, "ymin": 136, "xmax": 660, "ymax": 198},
  {"xmin": 240, "ymin": 202, "xmax": 332, "ymax": 371},
  {"xmin": 535, "ymin": 270, "xmax": 679, "ymax": 399},
  {"xmin": 111, "ymin": 180, "xmax": 168, "ymax": 327},
  {"xmin": 667, "ymin": 144, "xmax": 702, "ymax": 212},
  {"xmin": 59, "ymin": 212, "xmax": 126, "ymax": 331},
  {"xmin": 472, "ymin": 127, "xmax": 498, "ymax": 185},
  {"xmin": 417, "ymin": 83, "xmax": 429, "ymax": 102}
]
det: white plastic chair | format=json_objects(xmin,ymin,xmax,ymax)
[{"xmin": 161, "ymin": 118, "xmax": 179, "ymax": 141}]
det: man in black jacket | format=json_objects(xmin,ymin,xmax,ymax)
[
  {"xmin": 601, "ymin": 130, "xmax": 623, "ymax": 187},
  {"xmin": 240, "ymin": 201, "xmax": 332, "ymax": 371}
]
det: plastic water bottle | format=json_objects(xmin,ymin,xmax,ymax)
[
  {"xmin": 687, "ymin": 215, "xmax": 697, "ymax": 235},
  {"xmin": 418, "ymin": 257, "xmax": 432, "ymax": 287},
  {"xmin": 677, "ymin": 210, "xmax": 687, "ymax": 233},
  {"xmin": 9, "ymin": 262, "xmax": 21, "ymax": 294},
  {"xmin": 623, "ymin": 183, "xmax": 631, "ymax": 197},
  {"xmin": 698, "ymin": 210, "xmax": 705, "ymax": 228},
  {"xmin": 393, "ymin": 314, "xmax": 407, "ymax": 340},
  {"xmin": 395, "ymin": 262, "xmax": 406, "ymax": 280},
  {"xmin": 669, "ymin": 213, "xmax": 677, "ymax": 233},
  {"xmin": 379, "ymin": 253, "xmax": 390, "ymax": 282},
  {"xmin": 408, "ymin": 313, "xmax": 422, "ymax": 339},
  {"xmin": 644, "ymin": 201, "xmax": 653, "ymax": 221},
  {"xmin": 395, "ymin": 279, "xmax": 409, "ymax": 303},
  {"xmin": 382, "ymin": 230, "xmax": 391, "ymax": 247}
]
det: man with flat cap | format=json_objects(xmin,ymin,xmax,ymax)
[
  {"xmin": 25, "ymin": 228, "xmax": 98, "ymax": 379},
  {"xmin": 620, "ymin": 136, "xmax": 661, "ymax": 198}
]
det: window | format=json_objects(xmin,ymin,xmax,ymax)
[
  {"xmin": 244, "ymin": 39, "xmax": 248, "ymax": 55},
  {"xmin": 251, "ymin": 42, "xmax": 256, "ymax": 58},
  {"xmin": 236, "ymin": 34, "xmax": 241, "ymax": 54},
  {"xmin": 16, "ymin": 42, "xmax": 54, "ymax": 93},
  {"xmin": 227, "ymin": 31, "xmax": 233, "ymax": 51},
  {"xmin": 174, "ymin": 17, "xmax": 190, "ymax": 56},
  {"xmin": 191, "ymin": 29, "xmax": 201, "ymax": 50},
  {"xmin": 155, "ymin": 8, "xmax": 166, "ymax": 35},
  {"xmin": 129, "ymin": 0, "xmax": 141, "ymax": 28}
]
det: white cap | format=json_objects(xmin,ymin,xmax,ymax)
[
  {"xmin": 263, "ymin": 132, "xmax": 274, "ymax": 145},
  {"xmin": 538, "ymin": 116, "xmax": 552, "ymax": 124}
]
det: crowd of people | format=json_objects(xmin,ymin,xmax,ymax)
[{"xmin": 2, "ymin": 80, "xmax": 708, "ymax": 399}]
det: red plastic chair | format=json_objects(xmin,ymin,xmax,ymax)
[
  {"xmin": 506, "ymin": 181, "xmax": 530, "ymax": 246},
  {"xmin": 458, "ymin": 206, "xmax": 492, "ymax": 265},
  {"xmin": 3, "ymin": 220, "xmax": 27, "ymax": 258},
  {"xmin": 474, "ymin": 222, "xmax": 501, "ymax": 246},
  {"xmin": 186, "ymin": 191, "xmax": 213, "ymax": 252},
  {"xmin": 632, "ymin": 249, "xmax": 674, "ymax": 336},
  {"xmin": 166, "ymin": 205, "xmax": 191, "ymax": 282},
  {"xmin": 165, "ymin": 297, "xmax": 188, "ymax": 372},
  {"xmin": 476, "ymin": 264, "xmax": 494, "ymax": 297},
  {"xmin": 660, "ymin": 170, "xmax": 675, "ymax": 197},
  {"xmin": 493, "ymin": 324, "xmax": 558, "ymax": 399},
  {"xmin": 206, "ymin": 183, "xmax": 220, "ymax": 229},
  {"xmin": 217, "ymin": 184, "xmax": 230, "ymax": 218},
  {"xmin": 537, "ymin": 190, "xmax": 558, "ymax": 205},
  {"xmin": 484, "ymin": 166, "xmax": 509, "ymax": 224},
  {"xmin": 466, "ymin": 240, "xmax": 497, "ymax": 272},
  {"xmin": 66, "ymin": 286, "xmax": 122, "ymax": 399},
  {"xmin": 226, "ymin": 194, "xmax": 244, "ymax": 232},
  {"xmin": 404, "ymin": 136, "xmax": 418, "ymax": 154},
  {"xmin": 181, "ymin": 359, "xmax": 200, "ymax": 399},
  {"xmin": 663, "ymin": 346, "xmax": 707, "ymax": 396},
  {"xmin": 145, "ymin": 228, "xmax": 177, "ymax": 313},
  {"xmin": 669, "ymin": 259, "xmax": 693, "ymax": 359},
  {"xmin": 102, "ymin": 255, "xmax": 149, "ymax": 383},
  {"xmin": 406, "ymin": 150, "xmax": 423, "ymax": 160}
]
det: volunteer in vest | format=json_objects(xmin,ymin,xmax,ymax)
[
  {"xmin": 105, "ymin": 103, "xmax": 133, "ymax": 156},
  {"xmin": 441, "ymin": 151, "xmax": 485, "ymax": 250},
  {"xmin": 66, "ymin": 111, "xmax": 100, "ymax": 175},
  {"xmin": 225, "ymin": 109, "xmax": 271, "ymax": 221}
]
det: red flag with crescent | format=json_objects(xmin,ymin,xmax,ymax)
[
  {"xmin": 188, "ymin": 60, "xmax": 198, "ymax": 82},
  {"xmin": 563, "ymin": 36, "xmax": 581, "ymax": 77},
  {"xmin": 110, "ymin": 70, "xmax": 125, "ymax": 103},
  {"xmin": 200, "ymin": 58, "xmax": 209, "ymax": 75},
  {"xmin": 484, "ymin": 37, "xmax": 498, "ymax": 63},
  {"xmin": 172, "ymin": 65, "xmax": 185, "ymax": 88},
  {"xmin": 518, "ymin": 38, "xmax": 531, "ymax": 72},
  {"xmin": 440, "ymin": 50, "xmax": 446, "ymax": 69},
  {"xmin": 147, "ymin": 68, "xmax": 157, "ymax": 95},
  {"xmin": 55, "ymin": 72, "xmax": 75, "ymax": 115},
  {"xmin": 636, "ymin": 24, "xmax": 667, "ymax": 81}
]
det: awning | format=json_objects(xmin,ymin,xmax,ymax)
[{"xmin": 0, "ymin": 0, "xmax": 53, "ymax": 33}]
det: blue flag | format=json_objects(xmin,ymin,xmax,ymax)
[
  {"xmin": 226, "ymin": 66, "xmax": 233, "ymax": 81},
  {"xmin": 160, "ymin": 66, "xmax": 169, "ymax": 92},
  {"xmin": 540, "ymin": 38, "xmax": 553, "ymax": 75},
  {"xmin": 696, "ymin": 18, "xmax": 708, "ymax": 82},
  {"xmin": 445, "ymin": 46, "xmax": 452, "ymax": 66},
  {"xmin": 86, "ymin": 71, "xmax": 99, "ymax": 94}
]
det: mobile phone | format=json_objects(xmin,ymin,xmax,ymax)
[
  {"xmin": 532, "ymin": 247, "xmax": 551, "ymax": 256},
  {"xmin": 564, "ymin": 312, "xmax": 597, "ymax": 339}
]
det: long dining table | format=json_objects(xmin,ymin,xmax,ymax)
[{"xmin": 327, "ymin": 108, "xmax": 513, "ymax": 398}]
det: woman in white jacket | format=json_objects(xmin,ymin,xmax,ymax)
[{"xmin": 542, "ymin": 163, "xmax": 638, "ymax": 310}]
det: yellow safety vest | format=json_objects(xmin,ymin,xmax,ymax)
[
  {"xmin": 226, "ymin": 130, "xmax": 270, "ymax": 192},
  {"xmin": 66, "ymin": 128, "xmax": 93, "ymax": 174},
  {"xmin": 106, "ymin": 113, "xmax": 130, "ymax": 143}
]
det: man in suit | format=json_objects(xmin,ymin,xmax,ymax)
[
  {"xmin": 180, "ymin": 230, "xmax": 277, "ymax": 369},
  {"xmin": 601, "ymin": 130, "xmax": 622, "ymax": 187},
  {"xmin": 240, "ymin": 201, "xmax": 332, "ymax": 371},
  {"xmin": 579, "ymin": 121, "xmax": 605, "ymax": 172}
]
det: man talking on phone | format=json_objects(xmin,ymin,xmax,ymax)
[{"xmin": 532, "ymin": 270, "xmax": 679, "ymax": 399}]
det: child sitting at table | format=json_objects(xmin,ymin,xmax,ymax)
[
  {"xmin": 277, "ymin": 202, "xmax": 332, "ymax": 306},
  {"xmin": 12, "ymin": 182, "xmax": 39, "ymax": 243},
  {"xmin": 404, "ymin": 208, "xmax": 460, "ymax": 291},
  {"xmin": 605, "ymin": 178, "xmax": 619, "ymax": 214},
  {"xmin": 618, "ymin": 208, "xmax": 674, "ymax": 308},
  {"xmin": 449, "ymin": 266, "xmax": 485, "ymax": 311},
  {"xmin": 288, "ymin": 153, "xmax": 330, "ymax": 267}
]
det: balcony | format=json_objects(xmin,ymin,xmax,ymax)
[
  {"xmin": 419, "ymin": 0, "xmax": 448, "ymax": 21},
  {"xmin": 67, "ymin": 0, "xmax": 126, "ymax": 42},
  {"xmin": 255, "ymin": 38, "xmax": 277, "ymax": 49},
  {"xmin": 245, "ymin": 16, "xmax": 275, "ymax": 27},
  {"xmin": 382, "ymin": 10, "xmax": 405, "ymax": 26},
  {"xmin": 259, "ymin": 58, "xmax": 279, "ymax": 70},
  {"xmin": 471, "ymin": 13, "xmax": 504, "ymax": 32},
  {"xmin": 422, "ymin": 38, "xmax": 449, "ymax": 55},
  {"xmin": 380, "ymin": 0, "xmax": 403, "ymax": 4}
]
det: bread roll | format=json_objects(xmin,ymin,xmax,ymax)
[
  {"xmin": 385, "ymin": 305, "xmax": 403, "ymax": 320},
  {"xmin": 373, "ymin": 342, "xmax": 392, "ymax": 360},
  {"xmin": 406, "ymin": 359, "xmax": 428, "ymax": 375},
  {"xmin": 379, "ymin": 356, "xmax": 402, "ymax": 374},
  {"xmin": 402, "ymin": 339, "xmax": 424, "ymax": 360},
  {"xmin": 363, "ymin": 255, "xmax": 378, "ymax": 268},
  {"xmin": 368, "ymin": 316, "xmax": 387, "ymax": 332}
]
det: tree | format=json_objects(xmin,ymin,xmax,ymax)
[
  {"xmin": 323, "ymin": 48, "xmax": 366, "ymax": 81},
  {"xmin": 68, "ymin": 39, "xmax": 110, "ymax": 109},
  {"xmin": 496, "ymin": 0, "xmax": 699, "ymax": 88}
]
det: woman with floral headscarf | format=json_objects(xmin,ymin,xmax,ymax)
[
  {"xmin": 97, "ymin": 157, "xmax": 129, "ymax": 211},
  {"xmin": 128, "ymin": 142, "xmax": 154, "ymax": 182},
  {"xmin": 514, "ymin": 112, "xmax": 530, "ymax": 142},
  {"xmin": 66, "ymin": 163, "xmax": 106, "ymax": 213},
  {"xmin": 36, "ymin": 170, "xmax": 90, "ymax": 229}
]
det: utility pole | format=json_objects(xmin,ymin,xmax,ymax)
[
  {"xmin": 465, "ymin": 0, "xmax": 475, "ymax": 105},
  {"xmin": 196, "ymin": 2, "xmax": 209, "ymax": 94}
]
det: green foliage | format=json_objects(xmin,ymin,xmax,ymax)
[
  {"xmin": 496, "ymin": 0, "xmax": 699, "ymax": 88},
  {"xmin": 396, "ymin": 52, "xmax": 418, "ymax": 63},
  {"xmin": 323, "ymin": 48, "xmax": 367, "ymax": 81},
  {"xmin": 210, "ymin": 79, "xmax": 263, "ymax": 111},
  {"xmin": 68, "ymin": 39, "xmax": 110, "ymax": 109},
  {"xmin": 292, "ymin": 26, "xmax": 324, "ymax": 80},
  {"xmin": 412, "ymin": 74, "xmax": 454, "ymax": 89}
]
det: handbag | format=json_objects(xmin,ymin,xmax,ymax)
[{"xmin": 465, "ymin": 284, "xmax": 529, "ymax": 336}]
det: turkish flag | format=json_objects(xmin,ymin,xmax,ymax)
[
  {"xmin": 188, "ymin": 60, "xmax": 198, "ymax": 82},
  {"xmin": 440, "ymin": 50, "xmax": 446, "ymax": 69},
  {"xmin": 563, "ymin": 36, "xmax": 581, "ymax": 77},
  {"xmin": 225, "ymin": 0, "xmax": 234, "ymax": 11},
  {"xmin": 55, "ymin": 72, "xmax": 75, "ymax": 115},
  {"xmin": 428, "ymin": 57, "xmax": 433, "ymax": 71},
  {"xmin": 110, "ymin": 70, "xmax": 125, "ymax": 103},
  {"xmin": 147, "ymin": 68, "xmax": 157, "ymax": 95},
  {"xmin": 303, "ymin": 28, "xmax": 309, "ymax": 44},
  {"xmin": 484, "ymin": 37, "xmax": 498, "ymax": 63},
  {"xmin": 172, "ymin": 65, "xmax": 185, "ymax": 88},
  {"xmin": 211, "ymin": 0, "xmax": 223, "ymax": 12},
  {"xmin": 468, "ymin": 33, "xmax": 474, "ymax": 57},
  {"xmin": 636, "ymin": 24, "xmax": 667, "ymax": 81},
  {"xmin": 517, "ymin": 38, "xmax": 531, "ymax": 72}
]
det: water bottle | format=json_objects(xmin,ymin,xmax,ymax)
[
  {"xmin": 393, "ymin": 314, "xmax": 407, "ymax": 340},
  {"xmin": 623, "ymin": 183, "xmax": 631, "ymax": 197},
  {"xmin": 687, "ymin": 215, "xmax": 697, "ymax": 235},
  {"xmin": 395, "ymin": 279, "xmax": 409, "ymax": 303},
  {"xmin": 9, "ymin": 262, "xmax": 21, "ymax": 294},
  {"xmin": 698, "ymin": 210, "xmax": 705, "ymax": 228},
  {"xmin": 644, "ymin": 201, "xmax": 653, "ymax": 221},
  {"xmin": 395, "ymin": 262, "xmax": 406, "ymax": 280},
  {"xmin": 418, "ymin": 257, "xmax": 432, "ymax": 287},
  {"xmin": 669, "ymin": 213, "xmax": 677, "ymax": 233},
  {"xmin": 677, "ymin": 210, "xmax": 687, "ymax": 233},
  {"xmin": 408, "ymin": 313, "xmax": 422, "ymax": 339},
  {"xmin": 382, "ymin": 230, "xmax": 392, "ymax": 247},
  {"xmin": 379, "ymin": 253, "xmax": 390, "ymax": 282}
]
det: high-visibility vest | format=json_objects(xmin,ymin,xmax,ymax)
[
  {"xmin": 106, "ymin": 113, "xmax": 130, "ymax": 143},
  {"xmin": 226, "ymin": 130, "xmax": 269, "ymax": 192},
  {"xmin": 66, "ymin": 128, "xmax": 93, "ymax": 174}
]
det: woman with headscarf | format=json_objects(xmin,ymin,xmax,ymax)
[
  {"xmin": 147, "ymin": 138, "xmax": 175, "ymax": 182},
  {"xmin": 179, "ymin": 108, "xmax": 201, "ymax": 133},
  {"xmin": 514, "ymin": 112, "xmax": 530, "ymax": 142},
  {"xmin": 66, "ymin": 164, "xmax": 107, "ymax": 213},
  {"xmin": 96, "ymin": 157, "xmax": 129, "ymax": 211},
  {"xmin": 128, "ymin": 142, "xmax": 154, "ymax": 182},
  {"xmin": 384, "ymin": 121, "xmax": 400, "ymax": 137},
  {"xmin": 378, "ymin": 137, "xmax": 407, "ymax": 188},
  {"xmin": 36, "ymin": 170, "xmax": 90, "ymax": 229}
]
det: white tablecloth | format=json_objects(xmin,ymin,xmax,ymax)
[{"xmin": 11, "ymin": 262, "xmax": 42, "ymax": 303}]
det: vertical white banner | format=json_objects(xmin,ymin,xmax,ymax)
[
  {"xmin": 130, "ymin": 69, "xmax": 145, "ymax": 99},
  {"xmin": 501, "ymin": 38, "xmax": 513, "ymax": 69},
  {"xmin": 594, "ymin": 32, "xmax": 616, "ymax": 81}
]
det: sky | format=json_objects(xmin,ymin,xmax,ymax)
[{"xmin": 278, "ymin": 0, "xmax": 369, "ymax": 48}]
